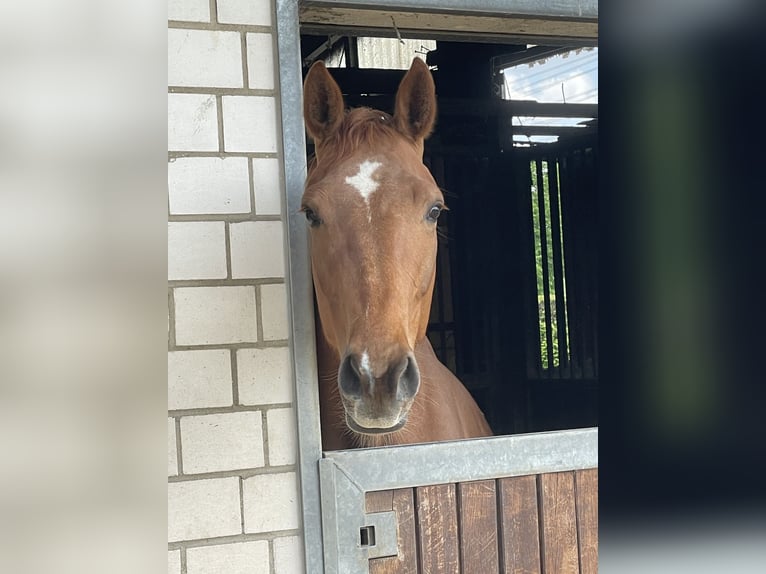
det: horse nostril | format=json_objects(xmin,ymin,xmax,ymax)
[
  {"xmin": 396, "ymin": 353, "xmax": 420, "ymax": 400},
  {"xmin": 338, "ymin": 354, "xmax": 363, "ymax": 398}
]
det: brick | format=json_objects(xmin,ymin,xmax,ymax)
[
  {"xmin": 168, "ymin": 550, "xmax": 181, "ymax": 574},
  {"xmin": 222, "ymin": 96, "xmax": 277, "ymax": 153},
  {"xmin": 251, "ymin": 157, "xmax": 282, "ymax": 215},
  {"xmin": 181, "ymin": 412, "xmax": 264, "ymax": 474},
  {"xmin": 242, "ymin": 472, "xmax": 300, "ymax": 533},
  {"xmin": 168, "ymin": 0, "xmax": 209, "ymax": 22},
  {"xmin": 260, "ymin": 284, "xmax": 288, "ymax": 341},
  {"xmin": 217, "ymin": 0, "xmax": 272, "ymax": 26},
  {"xmin": 168, "ymin": 349, "xmax": 232, "ymax": 410},
  {"xmin": 229, "ymin": 221, "xmax": 285, "ymax": 279},
  {"xmin": 174, "ymin": 287, "xmax": 258, "ymax": 345},
  {"xmin": 187, "ymin": 541, "xmax": 269, "ymax": 574},
  {"xmin": 237, "ymin": 347, "xmax": 292, "ymax": 405},
  {"xmin": 273, "ymin": 536, "xmax": 304, "ymax": 574},
  {"xmin": 267, "ymin": 408, "xmax": 296, "ymax": 466},
  {"xmin": 168, "ymin": 29, "xmax": 242, "ymax": 88},
  {"xmin": 168, "ymin": 222, "xmax": 227, "ymax": 280},
  {"xmin": 168, "ymin": 418, "xmax": 178, "ymax": 476},
  {"xmin": 246, "ymin": 33, "xmax": 274, "ymax": 90},
  {"xmin": 168, "ymin": 477, "xmax": 241, "ymax": 542},
  {"xmin": 168, "ymin": 157, "xmax": 251, "ymax": 215},
  {"xmin": 168, "ymin": 94, "xmax": 218, "ymax": 152}
]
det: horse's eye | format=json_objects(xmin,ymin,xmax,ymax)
[
  {"xmin": 427, "ymin": 204, "xmax": 443, "ymax": 223},
  {"xmin": 303, "ymin": 207, "xmax": 321, "ymax": 227}
]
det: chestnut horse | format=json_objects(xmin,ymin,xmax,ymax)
[{"xmin": 302, "ymin": 58, "xmax": 492, "ymax": 449}]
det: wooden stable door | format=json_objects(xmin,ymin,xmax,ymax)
[
  {"xmin": 365, "ymin": 470, "xmax": 597, "ymax": 574},
  {"xmin": 319, "ymin": 428, "xmax": 598, "ymax": 574}
]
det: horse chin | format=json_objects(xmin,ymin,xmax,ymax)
[{"xmin": 346, "ymin": 415, "xmax": 408, "ymax": 436}]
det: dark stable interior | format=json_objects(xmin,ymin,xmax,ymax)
[{"xmin": 301, "ymin": 36, "xmax": 598, "ymax": 436}]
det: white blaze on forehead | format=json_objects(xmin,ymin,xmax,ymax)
[{"xmin": 345, "ymin": 160, "xmax": 382, "ymax": 203}]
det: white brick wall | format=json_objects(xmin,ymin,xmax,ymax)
[
  {"xmin": 168, "ymin": 349, "xmax": 232, "ymax": 410},
  {"xmin": 168, "ymin": 478, "xmax": 242, "ymax": 541},
  {"xmin": 252, "ymin": 157, "xmax": 282, "ymax": 215},
  {"xmin": 168, "ymin": 418, "xmax": 178, "ymax": 476},
  {"xmin": 169, "ymin": 1, "xmax": 303, "ymax": 571},
  {"xmin": 181, "ymin": 412, "xmax": 265, "ymax": 473},
  {"xmin": 237, "ymin": 347, "xmax": 292, "ymax": 405},
  {"xmin": 243, "ymin": 472, "xmax": 300, "ymax": 533},
  {"xmin": 168, "ymin": 94, "xmax": 219, "ymax": 151},
  {"xmin": 174, "ymin": 286, "xmax": 258, "ymax": 345},
  {"xmin": 187, "ymin": 541, "xmax": 270, "ymax": 574},
  {"xmin": 229, "ymin": 221, "xmax": 285, "ymax": 278},
  {"xmin": 168, "ymin": 222, "xmax": 227, "ymax": 280},
  {"xmin": 168, "ymin": 157, "xmax": 251, "ymax": 215},
  {"xmin": 222, "ymin": 96, "xmax": 278, "ymax": 153},
  {"xmin": 168, "ymin": 0, "xmax": 210, "ymax": 22},
  {"xmin": 247, "ymin": 33, "xmax": 275, "ymax": 90},
  {"xmin": 168, "ymin": 29, "xmax": 243, "ymax": 88},
  {"xmin": 267, "ymin": 408, "xmax": 297, "ymax": 466},
  {"xmin": 168, "ymin": 549, "xmax": 181, "ymax": 574},
  {"xmin": 274, "ymin": 536, "xmax": 305, "ymax": 574},
  {"xmin": 217, "ymin": 0, "xmax": 272, "ymax": 26},
  {"xmin": 260, "ymin": 283, "xmax": 289, "ymax": 340}
]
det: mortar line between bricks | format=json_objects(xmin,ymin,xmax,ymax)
[
  {"xmin": 208, "ymin": 0, "xmax": 217, "ymax": 25},
  {"xmin": 269, "ymin": 538, "xmax": 277, "ymax": 574},
  {"xmin": 168, "ymin": 214, "xmax": 281, "ymax": 222},
  {"xmin": 169, "ymin": 86, "xmax": 275, "ymax": 97},
  {"xmin": 169, "ymin": 464, "xmax": 296, "ymax": 483},
  {"xmin": 168, "ymin": 151, "xmax": 278, "ymax": 159},
  {"xmin": 169, "ymin": 277, "xmax": 285, "ymax": 287},
  {"xmin": 239, "ymin": 476, "xmax": 246, "ymax": 534},
  {"xmin": 230, "ymin": 349, "xmax": 240, "ymax": 406},
  {"xmin": 180, "ymin": 546, "xmax": 188, "ymax": 574},
  {"xmin": 216, "ymin": 94, "xmax": 225, "ymax": 153},
  {"xmin": 225, "ymin": 221, "xmax": 233, "ymax": 279},
  {"xmin": 168, "ymin": 529, "xmax": 301, "ymax": 551},
  {"xmin": 262, "ymin": 410, "xmax": 270, "ymax": 466},
  {"xmin": 241, "ymin": 32, "xmax": 250, "ymax": 89},
  {"xmin": 170, "ymin": 340, "xmax": 289, "ymax": 352},
  {"xmin": 248, "ymin": 157, "xmax": 258, "ymax": 216},
  {"xmin": 169, "ymin": 403, "xmax": 293, "ymax": 418},
  {"xmin": 168, "ymin": 21, "xmax": 273, "ymax": 34},
  {"xmin": 255, "ymin": 285, "xmax": 265, "ymax": 342},
  {"xmin": 168, "ymin": 288, "xmax": 177, "ymax": 349},
  {"xmin": 175, "ymin": 417, "xmax": 184, "ymax": 475}
]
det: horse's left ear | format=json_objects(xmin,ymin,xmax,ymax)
[{"xmin": 394, "ymin": 58, "xmax": 437, "ymax": 142}]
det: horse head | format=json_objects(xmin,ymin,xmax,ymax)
[{"xmin": 302, "ymin": 58, "xmax": 442, "ymax": 437}]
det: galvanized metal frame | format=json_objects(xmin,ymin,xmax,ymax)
[
  {"xmin": 320, "ymin": 427, "xmax": 598, "ymax": 573},
  {"xmin": 275, "ymin": 1, "xmax": 599, "ymax": 572}
]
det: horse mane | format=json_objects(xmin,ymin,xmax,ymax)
[{"xmin": 307, "ymin": 107, "xmax": 411, "ymax": 179}]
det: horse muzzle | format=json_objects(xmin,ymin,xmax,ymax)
[{"xmin": 337, "ymin": 350, "xmax": 420, "ymax": 434}]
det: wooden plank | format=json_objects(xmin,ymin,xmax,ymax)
[
  {"xmin": 368, "ymin": 489, "xmax": 418, "ymax": 574},
  {"xmin": 575, "ymin": 470, "xmax": 598, "ymax": 574},
  {"xmin": 299, "ymin": 7, "xmax": 598, "ymax": 45},
  {"xmin": 498, "ymin": 475, "xmax": 541, "ymax": 574},
  {"xmin": 416, "ymin": 484, "xmax": 460, "ymax": 574},
  {"xmin": 458, "ymin": 480, "xmax": 499, "ymax": 574},
  {"xmin": 539, "ymin": 472, "xmax": 579, "ymax": 574},
  {"xmin": 366, "ymin": 490, "xmax": 394, "ymax": 513}
]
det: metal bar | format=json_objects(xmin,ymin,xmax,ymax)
[
  {"xmin": 324, "ymin": 427, "xmax": 598, "ymax": 491},
  {"xmin": 300, "ymin": 0, "xmax": 598, "ymax": 20},
  {"xmin": 535, "ymin": 159, "xmax": 555, "ymax": 372},
  {"xmin": 547, "ymin": 158, "xmax": 569, "ymax": 375},
  {"xmin": 275, "ymin": 2, "xmax": 325, "ymax": 573}
]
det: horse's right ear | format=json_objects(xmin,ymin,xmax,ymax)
[{"xmin": 303, "ymin": 61, "xmax": 345, "ymax": 143}]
